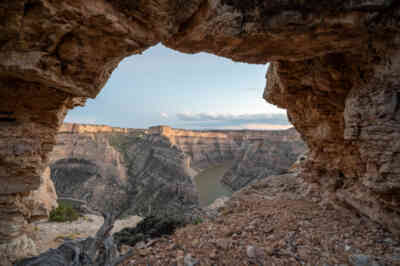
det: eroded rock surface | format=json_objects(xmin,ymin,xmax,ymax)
[
  {"xmin": 1, "ymin": 0, "xmax": 400, "ymax": 264},
  {"xmin": 48, "ymin": 123, "xmax": 304, "ymax": 214},
  {"xmin": 50, "ymin": 123, "xmax": 199, "ymax": 216},
  {"xmin": 25, "ymin": 167, "xmax": 58, "ymax": 221},
  {"xmin": 265, "ymin": 45, "xmax": 400, "ymax": 235}
]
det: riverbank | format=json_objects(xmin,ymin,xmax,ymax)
[{"xmin": 194, "ymin": 161, "xmax": 234, "ymax": 207}]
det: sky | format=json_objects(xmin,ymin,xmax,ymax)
[{"xmin": 65, "ymin": 44, "xmax": 290, "ymax": 130}]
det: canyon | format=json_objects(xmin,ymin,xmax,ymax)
[
  {"xmin": 1, "ymin": 0, "xmax": 400, "ymax": 264},
  {"xmin": 48, "ymin": 123, "xmax": 305, "ymax": 214}
]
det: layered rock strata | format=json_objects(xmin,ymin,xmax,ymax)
[
  {"xmin": 48, "ymin": 123, "xmax": 304, "ymax": 214},
  {"xmin": 148, "ymin": 125, "xmax": 305, "ymax": 190},
  {"xmin": 24, "ymin": 167, "xmax": 58, "ymax": 221},
  {"xmin": 265, "ymin": 48, "xmax": 400, "ymax": 234},
  {"xmin": 1, "ymin": 0, "xmax": 400, "ymax": 263},
  {"xmin": 49, "ymin": 124, "xmax": 198, "ymax": 215}
]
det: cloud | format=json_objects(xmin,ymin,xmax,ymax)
[
  {"xmin": 160, "ymin": 112, "xmax": 169, "ymax": 119},
  {"xmin": 177, "ymin": 112, "xmax": 288, "ymax": 124},
  {"xmin": 175, "ymin": 112, "xmax": 291, "ymax": 130},
  {"xmin": 217, "ymin": 124, "xmax": 293, "ymax": 130}
]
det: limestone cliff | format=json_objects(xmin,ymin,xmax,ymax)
[
  {"xmin": 24, "ymin": 167, "xmax": 58, "ymax": 221},
  {"xmin": 221, "ymin": 128, "xmax": 306, "ymax": 190},
  {"xmin": 49, "ymin": 124, "xmax": 305, "ymax": 214},
  {"xmin": 149, "ymin": 126, "xmax": 306, "ymax": 190},
  {"xmin": 49, "ymin": 123, "xmax": 198, "ymax": 216}
]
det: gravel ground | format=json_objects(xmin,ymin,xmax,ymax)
[{"xmin": 122, "ymin": 174, "xmax": 400, "ymax": 266}]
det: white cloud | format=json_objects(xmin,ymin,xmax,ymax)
[
  {"xmin": 176, "ymin": 112, "xmax": 288, "ymax": 124},
  {"xmin": 175, "ymin": 112, "xmax": 291, "ymax": 130},
  {"xmin": 161, "ymin": 112, "xmax": 169, "ymax": 119},
  {"xmin": 217, "ymin": 124, "xmax": 293, "ymax": 130}
]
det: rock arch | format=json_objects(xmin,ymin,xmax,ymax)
[{"xmin": 1, "ymin": 0, "xmax": 399, "ymax": 263}]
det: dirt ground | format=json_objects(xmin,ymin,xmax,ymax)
[{"xmin": 121, "ymin": 174, "xmax": 400, "ymax": 266}]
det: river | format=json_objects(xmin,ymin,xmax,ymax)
[{"xmin": 193, "ymin": 161, "xmax": 234, "ymax": 207}]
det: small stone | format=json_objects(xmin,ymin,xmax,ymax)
[
  {"xmin": 345, "ymin": 245, "xmax": 351, "ymax": 251},
  {"xmin": 383, "ymin": 238, "xmax": 394, "ymax": 244},
  {"xmin": 177, "ymin": 250, "xmax": 184, "ymax": 257},
  {"xmin": 265, "ymin": 245, "xmax": 274, "ymax": 255},
  {"xmin": 138, "ymin": 248, "xmax": 150, "ymax": 256},
  {"xmin": 215, "ymin": 239, "xmax": 230, "ymax": 250},
  {"xmin": 192, "ymin": 239, "xmax": 199, "ymax": 247},
  {"xmin": 184, "ymin": 253, "xmax": 199, "ymax": 266},
  {"xmin": 247, "ymin": 245, "xmax": 256, "ymax": 258},
  {"xmin": 167, "ymin": 243, "xmax": 177, "ymax": 250},
  {"xmin": 120, "ymin": 244, "xmax": 132, "ymax": 254},
  {"xmin": 349, "ymin": 254, "xmax": 381, "ymax": 266},
  {"xmin": 176, "ymin": 250, "xmax": 185, "ymax": 266},
  {"xmin": 135, "ymin": 241, "xmax": 146, "ymax": 249},
  {"xmin": 210, "ymin": 249, "xmax": 218, "ymax": 259},
  {"xmin": 273, "ymin": 239, "xmax": 286, "ymax": 249}
]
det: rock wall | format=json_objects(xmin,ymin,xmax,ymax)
[
  {"xmin": 24, "ymin": 167, "xmax": 58, "ymax": 221},
  {"xmin": 1, "ymin": 0, "xmax": 400, "ymax": 263},
  {"xmin": 149, "ymin": 125, "xmax": 306, "ymax": 189},
  {"xmin": 49, "ymin": 123, "xmax": 304, "ymax": 214},
  {"xmin": 49, "ymin": 124, "xmax": 198, "ymax": 215},
  {"xmin": 265, "ymin": 48, "xmax": 400, "ymax": 235},
  {"xmin": 221, "ymin": 129, "xmax": 306, "ymax": 190},
  {"xmin": 0, "ymin": 82, "xmax": 82, "ymax": 263}
]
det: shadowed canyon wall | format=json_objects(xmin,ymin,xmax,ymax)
[
  {"xmin": 1, "ymin": 0, "xmax": 400, "ymax": 263},
  {"xmin": 149, "ymin": 125, "xmax": 306, "ymax": 190},
  {"xmin": 50, "ymin": 123, "xmax": 199, "ymax": 215},
  {"xmin": 48, "ymin": 123, "xmax": 304, "ymax": 214}
]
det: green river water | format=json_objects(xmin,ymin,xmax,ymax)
[{"xmin": 193, "ymin": 161, "xmax": 234, "ymax": 207}]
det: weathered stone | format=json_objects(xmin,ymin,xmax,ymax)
[
  {"xmin": 1, "ymin": 0, "xmax": 400, "ymax": 264},
  {"xmin": 25, "ymin": 167, "xmax": 58, "ymax": 221},
  {"xmin": 48, "ymin": 123, "xmax": 304, "ymax": 214},
  {"xmin": 49, "ymin": 124, "xmax": 199, "ymax": 215},
  {"xmin": 0, "ymin": 235, "xmax": 38, "ymax": 265},
  {"xmin": 0, "ymin": 82, "xmax": 82, "ymax": 264},
  {"xmin": 349, "ymin": 254, "xmax": 381, "ymax": 266},
  {"xmin": 184, "ymin": 253, "xmax": 199, "ymax": 266},
  {"xmin": 265, "ymin": 41, "xmax": 400, "ymax": 235}
]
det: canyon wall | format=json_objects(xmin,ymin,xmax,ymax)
[
  {"xmin": 149, "ymin": 125, "xmax": 306, "ymax": 190},
  {"xmin": 1, "ymin": 0, "xmax": 399, "ymax": 263},
  {"xmin": 49, "ymin": 123, "xmax": 198, "ymax": 216},
  {"xmin": 48, "ymin": 123, "xmax": 305, "ymax": 214}
]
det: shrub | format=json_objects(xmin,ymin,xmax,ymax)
[
  {"xmin": 191, "ymin": 217, "xmax": 203, "ymax": 225},
  {"xmin": 49, "ymin": 203, "xmax": 80, "ymax": 222},
  {"xmin": 114, "ymin": 215, "xmax": 185, "ymax": 247}
]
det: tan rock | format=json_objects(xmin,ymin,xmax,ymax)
[
  {"xmin": 25, "ymin": 167, "xmax": 58, "ymax": 221},
  {"xmin": 0, "ymin": 234, "xmax": 38, "ymax": 265},
  {"xmin": 0, "ymin": 0, "xmax": 399, "ymax": 263}
]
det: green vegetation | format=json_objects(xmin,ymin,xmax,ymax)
[
  {"xmin": 49, "ymin": 202, "xmax": 80, "ymax": 222},
  {"xmin": 108, "ymin": 133, "xmax": 145, "ymax": 153},
  {"xmin": 191, "ymin": 217, "xmax": 203, "ymax": 225},
  {"xmin": 107, "ymin": 132, "xmax": 149, "ymax": 178},
  {"xmin": 108, "ymin": 133, "xmax": 145, "ymax": 161}
]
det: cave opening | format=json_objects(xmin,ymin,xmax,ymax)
[
  {"xmin": 2, "ymin": 1, "xmax": 400, "ymax": 264},
  {"xmin": 52, "ymin": 43, "xmax": 298, "ymax": 218}
]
